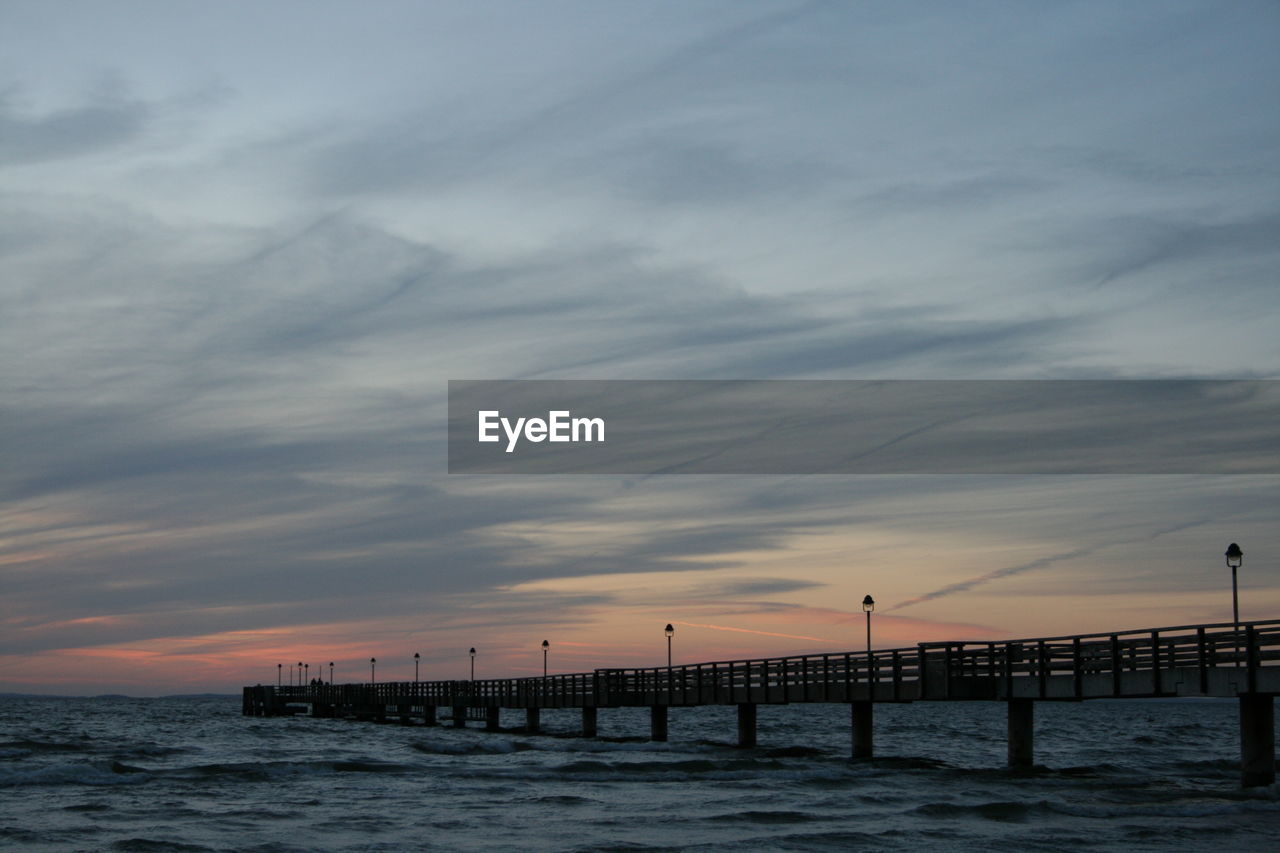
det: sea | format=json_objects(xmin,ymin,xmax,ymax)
[{"xmin": 2, "ymin": 696, "xmax": 1277, "ymax": 851}]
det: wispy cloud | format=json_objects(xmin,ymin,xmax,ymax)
[
  {"xmin": 0, "ymin": 90, "xmax": 148, "ymax": 165},
  {"xmin": 1, "ymin": 2, "xmax": 1278, "ymax": 692},
  {"xmin": 673, "ymin": 621, "xmax": 829, "ymax": 644}
]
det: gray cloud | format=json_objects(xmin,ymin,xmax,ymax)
[
  {"xmin": 1086, "ymin": 211, "xmax": 1280, "ymax": 290},
  {"xmin": 0, "ymin": 93, "xmax": 147, "ymax": 165}
]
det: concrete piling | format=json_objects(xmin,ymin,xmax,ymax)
[
  {"xmin": 851, "ymin": 701, "xmax": 873, "ymax": 759},
  {"xmin": 1239, "ymin": 693, "xmax": 1275, "ymax": 787},
  {"xmin": 1008, "ymin": 699, "xmax": 1034, "ymax": 768},
  {"xmin": 650, "ymin": 705, "xmax": 668, "ymax": 741},
  {"xmin": 737, "ymin": 703, "xmax": 757, "ymax": 748}
]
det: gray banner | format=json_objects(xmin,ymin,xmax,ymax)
[{"xmin": 447, "ymin": 380, "xmax": 1279, "ymax": 474}]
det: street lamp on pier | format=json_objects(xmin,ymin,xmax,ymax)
[
  {"xmin": 329, "ymin": 662, "xmax": 334, "ymax": 683},
  {"xmin": 370, "ymin": 657, "xmax": 376, "ymax": 684},
  {"xmin": 665, "ymin": 624, "xmax": 674, "ymax": 667},
  {"xmin": 277, "ymin": 663, "xmax": 281, "ymax": 688},
  {"xmin": 469, "ymin": 647, "xmax": 476, "ymax": 681},
  {"xmin": 542, "ymin": 640, "xmax": 549, "ymax": 677},
  {"xmin": 304, "ymin": 663, "xmax": 309, "ymax": 685},
  {"xmin": 414, "ymin": 652, "xmax": 420, "ymax": 682},
  {"xmin": 1226, "ymin": 543, "xmax": 1243, "ymax": 665},
  {"xmin": 297, "ymin": 662, "xmax": 302, "ymax": 687},
  {"xmin": 862, "ymin": 595, "xmax": 875, "ymax": 659}
]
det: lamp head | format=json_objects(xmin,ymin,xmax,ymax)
[
  {"xmin": 470, "ymin": 647, "xmax": 476, "ymax": 657},
  {"xmin": 542, "ymin": 640, "xmax": 550, "ymax": 649},
  {"xmin": 1225, "ymin": 542, "xmax": 1243, "ymax": 569},
  {"xmin": 862, "ymin": 594, "xmax": 875, "ymax": 613},
  {"xmin": 665, "ymin": 623, "xmax": 675, "ymax": 638}
]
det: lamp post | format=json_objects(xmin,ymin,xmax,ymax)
[
  {"xmin": 665, "ymin": 624, "xmax": 674, "ymax": 667},
  {"xmin": 469, "ymin": 647, "xmax": 476, "ymax": 681},
  {"xmin": 304, "ymin": 663, "xmax": 309, "ymax": 685},
  {"xmin": 862, "ymin": 595, "xmax": 875, "ymax": 658},
  {"xmin": 1226, "ymin": 543, "xmax": 1243, "ymax": 665},
  {"xmin": 370, "ymin": 657, "xmax": 376, "ymax": 684},
  {"xmin": 277, "ymin": 663, "xmax": 281, "ymax": 688},
  {"xmin": 414, "ymin": 652, "xmax": 420, "ymax": 682},
  {"xmin": 297, "ymin": 662, "xmax": 303, "ymax": 687},
  {"xmin": 542, "ymin": 640, "xmax": 549, "ymax": 677},
  {"xmin": 329, "ymin": 662, "xmax": 334, "ymax": 683}
]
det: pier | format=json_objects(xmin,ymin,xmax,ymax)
[{"xmin": 244, "ymin": 619, "xmax": 1279, "ymax": 786}]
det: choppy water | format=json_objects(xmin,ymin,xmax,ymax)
[{"xmin": 1, "ymin": 696, "xmax": 1277, "ymax": 851}]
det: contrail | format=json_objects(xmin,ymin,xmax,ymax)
[
  {"xmin": 885, "ymin": 547, "xmax": 1094, "ymax": 612},
  {"xmin": 885, "ymin": 519, "xmax": 1213, "ymax": 613},
  {"xmin": 673, "ymin": 621, "xmax": 829, "ymax": 643}
]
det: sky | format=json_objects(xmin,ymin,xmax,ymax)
[{"xmin": 1, "ymin": 1, "xmax": 1277, "ymax": 695}]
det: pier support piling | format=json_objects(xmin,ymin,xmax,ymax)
[
  {"xmin": 1239, "ymin": 693, "xmax": 1275, "ymax": 787},
  {"xmin": 650, "ymin": 705, "xmax": 668, "ymax": 742},
  {"xmin": 582, "ymin": 706, "xmax": 598, "ymax": 738},
  {"xmin": 737, "ymin": 703, "xmax": 757, "ymax": 748},
  {"xmin": 423, "ymin": 705, "xmax": 436, "ymax": 726},
  {"xmin": 851, "ymin": 701, "xmax": 873, "ymax": 759},
  {"xmin": 526, "ymin": 707, "xmax": 540, "ymax": 734},
  {"xmin": 486, "ymin": 707, "xmax": 501, "ymax": 731},
  {"xmin": 1008, "ymin": 699, "xmax": 1034, "ymax": 768},
  {"xmin": 452, "ymin": 705, "xmax": 466, "ymax": 728}
]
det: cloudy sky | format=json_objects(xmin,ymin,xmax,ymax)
[{"xmin": 2, "ymin": 1, "xmax": 1277, "ymax": 694}]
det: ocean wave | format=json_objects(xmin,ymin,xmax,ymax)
[
  {"xmin": 330, "ymin": 760, "xmax": 412, "ymax": 773},
  {"xmin": 170, "ymin": 758, "xmax": 414, "ymax": 780},
  {"xmin": 1048, "ymin": 798, "xmax": 1280, "ymax": 819},
  {"xmin": 0, "ymin": 760, "xmax": 150, "ymax": 787},
  {"xmin": 408, "ymin": 734, "xmax": 724, "ymax": 757},
  {"xmin": 0, "ymin": 756, "xmax": 425, "ymax": 788},
  {"xmin": 761, "ymin": 746, "xmax": 827, "ymax": 759},
  {"xmin": 552, "ymin": 757, "xmax": 784, "ymax": 776},
  {"xmin": 409, "ymin": 738, "xmax": 529, "ymax": 755},
  {"xmin": 1167, "ymin": 758, "xmax": 1236, "ymax": 772},
  {"xmin": 111, "ymin": 839, "xmax": 216, "ymax": 852},
  {"xmin": 861, "ymin": 756, "xmax": 954, "ymax": 772},
  {"xmin": 119, "ymin": 743, "xmax": 192, "ymax": 759},
  {"xmin": 524, "ymin": 794, "xmax": 595, "ymax": 806},
  {"xmin": 704, "ymin": 809, "xmax": 823, "ymax": 824},
  {"xmin": 912, "ymin": 800, "xmax": 1047, "ymax": 822},
  {"xmin": 0, "ymin": 737, "xmax": 89, "ymax": 753}
]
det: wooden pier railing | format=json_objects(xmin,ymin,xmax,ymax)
[
  {"xmin": 243, "ymin": 618, "xmax": 1280, "ymax": 786},
  {"xmin": 250, "ymin": 619, "xmax": 1279, "ymax": 711}
]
